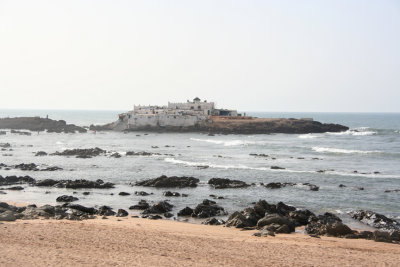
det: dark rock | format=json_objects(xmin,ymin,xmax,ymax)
[
  {"xmin": 270, "ymin": 166, "xmax": 285, "ymax": 170},
  {"xmin": 66, "ymin": 204, "xmax": 97, "ymax": 214},
  {"xmin": 192, "ymin": 199, "xmax": 227, "ymax": 218},
  {"xmin": 129, "ymin": 200, "xmax": 150, "ymax": 210},
  {"xmin": 305, "ymin": 212, "xmax": 352, "ymax": 237},
  {"xmin": 0, "ymin": 117, "xmax": 86, "ymax": 133},
  {"xmin": 0, "ymin": 175, "xmax": 36, "ymax": 186},
  {"xmin": 177, "ymin": 207, "xmax": 194, "ymax": 216},
  {"xmin": 373, "ymin": 231, "xmax": 392, "ymax": 243},
  {"xmin": 134, "ymin": 191, "xmax": 151, "ymax": 196},
  {"xmin": 51, "ymin": 147, "xmax": 106, "ymax": 158},
  {"xmin": 348, "ymin": 210, "xmax": 400, "ymax": 231},
  {"xmin": 302, "ymin": 183, "xmax": 319, "ymax": 191},
  {"xmin": 135, "ymin": 175, "xmax": 199, "ymax": 188},
  {"xmin": 288, "ymin": 209, "xmax": 316, "ymax": 226},
  {"xmin": 126, "ymin": 151, "xmax": 160, "ymax": 156},
  {"xmin": 97, "ymin": 206, "xmax": 116, "ymax": 216},
  {"xmin": 82, "ymin": 192, "xmax": 90, "ymax": 195},
  {"xmin": 208, "ymin": 178, "xmax": 250, "ymax": 189},
  {"xmin": 36, "ymin": 179, "xmax": 114, "ymax": 189},
  {"xmin": 116, "ymin": 209, "xmax": 128, "ymax": 217},
  {"xmin": 144, "ymin": 214, "xmax": 162, "ymax": 220},
  {"xmin": 110, "ymin": 152, "xmax": 122, "ymax": 158},
  {"xmin": 142, "ymin": 201, "xmax": 173, "ymax": 214},
  {"xmin": 384, "ymin": 189, "xmax": 400, "ymax": 193},
  {"xmin": 163, "ymin": 191, "xmax": 180, "ymax": 197},
  {"xmin": 0, "ymin": 210, "xmax": 16, "ymax": 221},
  {"xmin": 40, "ymin": 166, "xmax": 63, "ymax": 171},
  {"xmin": 14, "ymin": 163, "xmax": 39, "ymax": 171},
  {"xmin": 163, "ymin": 212, "xmax": 174, "ymax": 218},
  {"xmin": 249, "ymin": 153, "xmax": 269, "ymax": 157},
  {"xmin": 118, "ymin": 192, "xmax": 130, "ymax": 196},
  {"xmin": 257, "ymin": 214, "xmax": 295, "ymax": 233},
  {"xmin": 0, "ymin": 143, "xmax": 11, "ymax": 148},
  {"xmin": 2, "ymin": 186, "xmax": 24, "ymax": 190},
  {"xmin": 56, "ymin": 195, "xmax": 79, "ymax": 202},
  {"xmin": 339, "ymin": 184, "xmax": 346, "ymax": 188},
  {"xmin": 265, "ymin": 182, "xmax": 295, "ymax": 189},
  {"xmin": 35, "ymin": 151, "xmax": 48, "ymax": 156},
  {"xmin": 203, "ymin": 217, "xmax": 225, "ymax": 225}
]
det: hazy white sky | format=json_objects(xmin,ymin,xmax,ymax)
[{"xmin": 0, "ymin": 0, "xmax": 399, "ymax": 112}]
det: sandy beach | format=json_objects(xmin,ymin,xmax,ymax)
[{"xmin": 1, "ymin": 217, "xmax": 399, "ymax": 267}]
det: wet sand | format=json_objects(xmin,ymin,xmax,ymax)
[{"xmin": 0, "ymin": 217, "xmax": 399, "ymax": 267}]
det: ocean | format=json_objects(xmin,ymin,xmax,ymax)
[{"xmin": 1, "ymin": 109, "xmax": 399, "ymax": 228}]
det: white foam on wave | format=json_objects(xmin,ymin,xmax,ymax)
[
  {"xmin": 328, "ymin": 128, "xmax": 377, "ymax": 136},
  {"xmin": 312, "ymin": 146, "xmax": 380, "ymax": 154},
  {"xmin": 190, "ymin": 138, "xmax": 267, "ymax": 147},
  {"xmin": 56, "ymin": 141, "xmax": 64, "ymax": 145},
  {"xmin": 298, "ymin": 134, "xmax": 319, "ymax": 139},
  {"xmin": 164, "ymin": 158, "xmax": 315, "ymax": 174},
  {"xmin": 164, "ymin": 158, "xmax": 400, "ymax": 179}
]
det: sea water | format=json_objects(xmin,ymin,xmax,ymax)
[{"xmin": 1, "ymin": 110, "xmax": 399, "ymax": 227}]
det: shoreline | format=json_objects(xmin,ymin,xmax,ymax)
[{"xmin": 1, "ymin": 216, "xmax": 399, "ymax": 266}]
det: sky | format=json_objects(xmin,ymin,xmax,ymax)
[{"xmin": 0, "ymin": 0, "xmax": 399, "ymax": 112}]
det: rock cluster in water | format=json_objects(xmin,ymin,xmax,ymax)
[
  {"xmin": 0, "ymin": 117, "xmax": 87, "ymax": 133},
  {"xmin": 51, "ymin": 147, "xmax": 106, "ymax": 158},
  {"xmin": 135, "ymin": 175, "xmax": 200, "ymax": 188},
  {"xmin": 208, "ymin": 178, "xmax": 250, "ymax": 189}
]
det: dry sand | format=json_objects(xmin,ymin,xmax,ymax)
[{"xmin": 1, "ymin": 217, "xmax": 399, "ymax": 267}]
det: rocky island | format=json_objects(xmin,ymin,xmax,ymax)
[
  {"xmin": 0, "ymin": 117, "xmax": 87, "ymax": 133},
  {"xmin": 91, "ymin": 97, "xmax": 348, "ymax": 134}
]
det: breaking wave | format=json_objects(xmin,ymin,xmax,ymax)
[
  {"xmin": 328, "ymin": 127, "xmax": 377, "ymax": 136},
  {"xmin": 190, "ymin": 138, "xmax": 268, "ymax": 147},
  {"xmin": 312, "ymin": 147, "xmax": 381, "ymax": 154},
  {"xmin": 298, "ymin": 134, "xmax": 319, "ymax": 139}
]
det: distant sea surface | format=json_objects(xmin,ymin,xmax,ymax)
[{"xmin": 1, "ymin": 109, "xmax": 399, "ymax": 228}]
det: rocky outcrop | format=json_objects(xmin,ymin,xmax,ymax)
[
  {"xmin": 56, "ymin": 195, "xmax": 79, "ymax": 202},
  {"xmin": 142, "ymin": 201, "xmax": 173, "ymax": 214},
  {"xmin": 0, "ymin": 202, "xmax": 124, "ymax": 221},
  {"xmin": 305, "ymin": 212, "xmax": 354, "ymax": 237},
  {"xmin": 192, "ymin": 199, "xmax": 227, "ymax": 218},
  {"xmin": 348, "ymin": 210, "xmax": 400, "ymax": 231},
  {"xmin": 0, "ymin": 175, "xmax": 35, "ymax": 186},
  {"xmin": 0, "ymin": 117, "xmax": 87, "ymax": 133},
  {"xmin": 135, "ymin": 175, "xmax": 199, "ymax": 188},
  {"xmin": 129, "ymin": 200, "xmax": 150, "ymax": 210},
  {"xmin": 208, "ymin": 178, "xmax": 250, "ymax": 189},
  {"xmin": 99, "ymin": 116, "xmax": 348, "ymax": 134},
  {"xmin": 36, "ymin": 179, "xmax": 114, "ymax": 189},
  {"xmin": 265, "ymin": 182, "xmax": 319, "ymax": 191},
  {"xmin": 51, "ymin": 147, "xmax": 106, "ymax": 158}
]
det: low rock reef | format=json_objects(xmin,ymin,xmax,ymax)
[
  {"xmin": 92, "ymin": 117, "xmax": 349, "ymax": 134},
  {"xmin": 0, "ymin": 117, "xmax": 86, "ymax": 133}
]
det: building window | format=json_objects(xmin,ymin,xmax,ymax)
[
  {"xmin": 198, "ymin": 106, "xmax": 201, "ymax": 109},
  {"xmin": 191, "ymin": 106, "xmax": 194, "ymax": 109}
]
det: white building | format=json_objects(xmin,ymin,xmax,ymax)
[{"xmin": 115, "ymin": 97, "xmax": 238, "ymax": 130}]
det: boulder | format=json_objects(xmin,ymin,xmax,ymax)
[
  {"xmin": 129, "ymin": 200, "xmax": 150, "ymax": 210},
  {"xmin": 116, "ymin": 209, "xmax": 128, "ymax": 217},
  {"xmin": 0, "ymin": 210, "xmax": 16, "ymax": 221},
  {"xmin": 97, "ymin": 206, "xmax": 116, "ymax": 216},
  {"xmin": 257, "ymin": 214, "xmax": 295, "ymax": 233},
  {"xmin": 51, "ymin": 147, "xmax": 106, "ymax": 158},
  {"xmin": 142, "ymin": 201, "xmax": 173, "ymax": 214},
  {"xmin": 192, "ymin": 199, "xmax": 227, "ymax": 218},
  {"xmin": 208, "ymin": 178, "xmax": 250, "ymax": 189},
  {"xmin": 118, "ymin": 192, "xmax": 130, "ymax": 196},
  {"xmin": 135, "ymin": 175, "xmax": 199, "ymax": 188},
  {"xmin": 56, "ymin": 195, "xmax": 79, "ymax": 202},
  {"xmin": 163, "ymin": 191, "xmax": 181, "ymax": 197},
  {"xmin": 177, "ymin": 207, "xmax": 194, "ymax": 216},
  {"xmin": 203, "ymin": 217, "xmax": 225, "ymax": 225},
  {"xmin": 348, "ymin": 210, "xmax": 400, "ymax": 231}
]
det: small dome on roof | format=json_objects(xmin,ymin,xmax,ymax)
[{"xmin": 193, "ymin": 97, "xmax": 201, "ymax": 102}]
